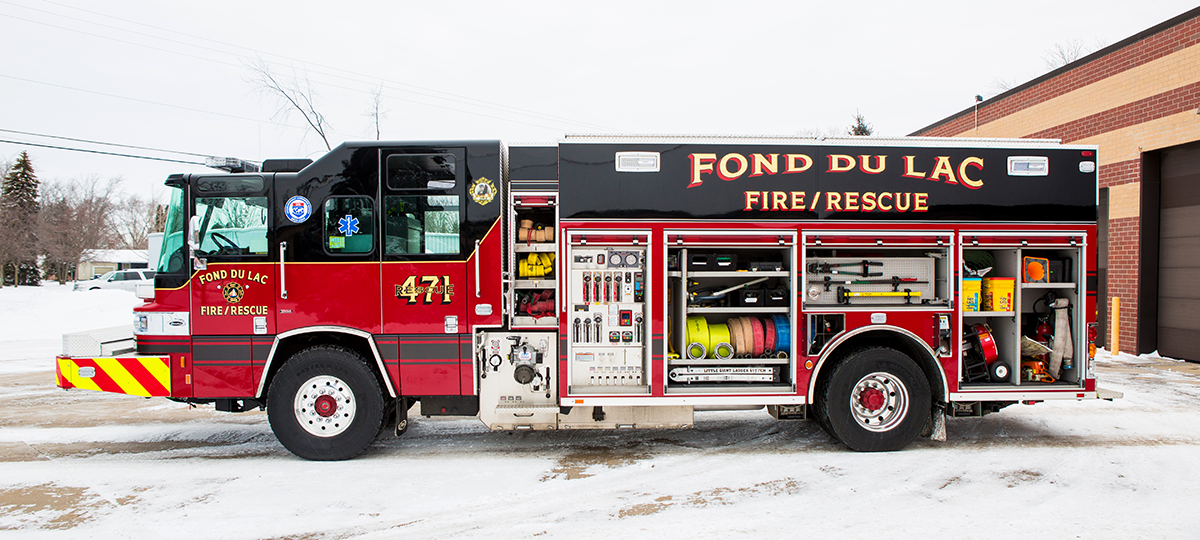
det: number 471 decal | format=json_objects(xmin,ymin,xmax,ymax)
[{"xmin": 395, "ymin": 275, "xmax": 455, "ymax": 304}]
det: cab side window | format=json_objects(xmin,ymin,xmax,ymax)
[
  {"xmin": 324, "ymin": 196, "xmax": 375, "ymax": 254},
  {"xmin": 384, "ymin": 196, "xmax": 460, "ymax": 254},
  {"xmin": 383, "ymin": 153, "xmax": 461, "ymax": 256}
]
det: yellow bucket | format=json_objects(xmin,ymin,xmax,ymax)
[
  {"xmin": 982, "ymin": 277, "xmax": 1015, "ymax": 312},
  {"xmin": 962, "ymin": 278, "xmax": 981, "ymax": 312}
]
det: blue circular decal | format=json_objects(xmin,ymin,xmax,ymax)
[{"xmin": 285, "ymin": 196, "xmax": 312, "ymax": 224}]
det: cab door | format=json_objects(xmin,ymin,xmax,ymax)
[
  {"xmin": 380, "ymin": 149, "xmax": 470, "ymax": 396},
  {"xmin": 187, "ymin": 175, "xmax": 275, "ymax": 397}
]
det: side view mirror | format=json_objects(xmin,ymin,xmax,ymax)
[
  {"xmin": 188, "ymin": 215, "xmax": 200, "ymax": 251},
  {"xmin": 188, "ymin": 215, "xmax": 206, "ymax": 270}
]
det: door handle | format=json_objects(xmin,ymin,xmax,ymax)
[
  {"xmin": 279, "ymin": 241, "xmax": 288, "ymax": 300},
  {"xmin": 474, "ymin": 239, "xmax": 481, "ymax": 298}
]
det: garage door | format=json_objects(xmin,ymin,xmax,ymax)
[{"xmin": 1158, "ymin": 142, "xmax": 1200, "ymax": 362}]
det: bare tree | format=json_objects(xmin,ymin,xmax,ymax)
[
  {"xmin": 1044, "ymin": 38, "xmax": 1098, "ymax": 70},
  {"xmin": 111, "ymin": 193, "xmax": 160, "ymax": 250},
  {"xmin": 989, "ymin": 76, "xmax": 1019, "ymax": 94},
  {"xmin": 247, "ymin": 59, "xmax": 333, "ymax": 150},
  {"xmin": 795, "ymin": 125, "xmax": 843, "ymax": 139},
  {"xmin": 39, "ymin": 176, "xmax": 120, "ymax": 283},
  {"xmin": 364, "ymin": 82, "xmax": 387, "ymax": 141}
]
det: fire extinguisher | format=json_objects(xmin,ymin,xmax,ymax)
[{"xmin": 1035, "ymin": 316, "xmax": 1053, "ymax": 344}]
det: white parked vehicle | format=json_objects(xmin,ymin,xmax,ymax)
[{"xmin": 74, "ymin": 269, "xmax": 156, "ymax": 292}]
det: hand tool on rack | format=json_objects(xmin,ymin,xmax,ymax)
[
  {"xmin": 809, "ymin": 275, "xmax": 928, "ymax": 292},
  {"xmin": 807, "ymin": 259, "xmax": 883, "ymax": 277},
  {"xmin": 836, "ymin": 286, "xmax": 921, "ymax": 305},
  {"xmin": 687, "ymin": 276, "xmax": 770, "ymax": 305}
]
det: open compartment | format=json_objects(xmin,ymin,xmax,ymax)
[
  {"xmin": 802, "ymin": 233, "xmax": 953, "ymax": 308},
  {"xmin": 665, "ymin": 231, "xmax": 796, "ymax": 394},
  {"xmin": 510, "ymin": 196, "xmax": 558, "ymax": 328},
  {"xmin": 564, "ymin": 231, "xmax": 651, "ymax": 395},
  {"xmin": 958, "ymin": 233, "xmax": 1086, "ymax": 389}
]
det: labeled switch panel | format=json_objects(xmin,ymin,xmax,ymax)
[{"xmin": 569, "ymin": 246, "xmax": 648, "ymax": 392}]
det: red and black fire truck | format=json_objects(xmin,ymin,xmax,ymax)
[{"xmin": 55, "ymin": 135, "xmax": 1116, "ymax": 460}]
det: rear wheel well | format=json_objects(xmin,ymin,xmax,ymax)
[
  {"xmin": 262, "ymin": 331, "xmax": 391, "ymax": 401},
  {"xmin": 813, "ymin": 329, "xmax": 946, "ymax": 408}
]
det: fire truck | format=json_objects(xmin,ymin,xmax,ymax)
[{"xmin": 55, "ymin": 135, "xmax": 1116, "ymax": 460}]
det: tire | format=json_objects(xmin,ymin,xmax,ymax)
[
  {"xmin": 990, "ymin": 360, "xmax": 1010, "ymax": 382},
  {"xmin": 267, "ymin": 346, "xmax": 385, "ymax": 461},
  {"xmin": 820, "ymin": 347, "xmax": 931, "ymax": 452}
]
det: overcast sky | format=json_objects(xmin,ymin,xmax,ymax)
[{"xmin": 2, "ymin": 1, "xmax": 1196, "ymax": 199}]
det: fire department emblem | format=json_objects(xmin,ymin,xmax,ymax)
[
  {"xmin": 222, "ymin": 282, "xmax": 245, "ymax": 304},
  {"xmin": 470, "ymin": 177, "xmax": 496, "ymax": 205},
  {"xmin": 285, "ymin": 195, "xmax": 312, "ymax": 223}
]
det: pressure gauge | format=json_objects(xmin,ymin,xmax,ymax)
[
  {"xmin": 488, "ymin": 354, "xmax": 502, "ymax": 369},
  {"xmin": 625, "ymin": 253, "xmax": 638, "ymax": 266},
  {"xmin": 609, "ymin": 253, "xmax": 622, "ymax": 267}
]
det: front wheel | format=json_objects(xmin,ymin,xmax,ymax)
[
  {"xmin": 820, "ymin": 347, "xmax": 931, "ymax": 452},
  {"xmin": 267, "ymin": 346, "xmax": 385, "ymax": 460}
]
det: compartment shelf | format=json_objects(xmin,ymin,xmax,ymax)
[
  {"xmin": 668, "ymin": 357, "xmax": 790, "ymax": 366},
  {"xmin": 512, "ymin": 316, "xmax": 557, "ymax": 326},
  {"xmin": 513, "ymin": 279, "xmax": 554, "ymax": 289},
  {"xmin": 1021, "ymin": 282, "xmax": 1076, "ymax": 289},
  {"xmin": 687, "ymin": 270, "xmax": 791, "ymax": 278},
  {"xmin": 514, "ymin": 243, "xmax": 557, "ymax": 253},
  {"xmin": 964, "ymin": 311, "xmax": 1015, "ymax": 318},
  {"xmin": 665, "ymin": 385, "xmax": 794, "ymax": 394},
  {"xmin": 686, "ymin": 306, "xmax": 789, "ymax": 314}
]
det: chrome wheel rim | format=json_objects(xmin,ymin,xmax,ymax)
[
  {"xmin": 294, "ymin": 375, "xmax": 356, "ymax": 437},
  {"xmin": 850, "ymin": 372, "xmax": 909, "ymax": 432}
]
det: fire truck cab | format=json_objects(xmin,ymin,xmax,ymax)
[{"xmin": 56, "ymin": 135, "xmax": 1114, "ymax": 460}]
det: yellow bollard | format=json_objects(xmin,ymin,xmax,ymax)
[{"xmin": 1110, "ymin": 297, "xmax": 1120, "ymax": 355}]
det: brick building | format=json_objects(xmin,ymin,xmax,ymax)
[{"xmin": 911, "ymin": 7, "xmax": 1200, "ymax": 361}]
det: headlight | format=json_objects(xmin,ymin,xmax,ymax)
[{"xmin": 135, "ymin": 314, "xmax": 149, "ymax": 334}]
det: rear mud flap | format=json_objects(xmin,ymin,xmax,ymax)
[{"xmin": 56, "ymin": 356, "xmax": 171, "ymax": 397}]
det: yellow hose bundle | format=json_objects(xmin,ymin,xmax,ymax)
[{"xmin": 519, "ymin": 252, "xmax": 554, "ymax": 278}]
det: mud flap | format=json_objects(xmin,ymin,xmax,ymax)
[
  {"xmin": 56, "ymin": 356, "xmax": 171, "ymax": 397},
  {"xmin": 921, "ymin": 404, "xmax": 948, "ymax": 442}
]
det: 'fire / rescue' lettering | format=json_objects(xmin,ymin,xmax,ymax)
[
  {"xmin": 200, "ymin": 305, "xmax": 269, "ymax": 316},
  {"xmin": 743, "ymin": 191, "xmax": 929, "ymax": 212}
]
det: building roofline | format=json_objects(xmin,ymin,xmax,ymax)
[{"xmin": 908, "ymin": 6, "xmax": 1200, "ymax": 136}]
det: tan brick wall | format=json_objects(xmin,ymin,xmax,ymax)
[
  {"xmin": 1108, "ymin": 183, "xmax": 1141, "ymax": 220},
  {"xmin": 968, "ymin": 45, "xmax": 1200, "ymax": 139}
]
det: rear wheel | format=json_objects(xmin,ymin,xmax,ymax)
[
  {"xmin": 820, "ymin": 347, "xmax": 930, "ymax": 452},
  {"xmin": 267, "ymin": 346, "xmax": 385, "ymax": 460}
]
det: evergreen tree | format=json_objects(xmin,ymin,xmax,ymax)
[
  {"xmin": 0, "ymin": 151, "xmax": 41, "ymax": 285},
  {"xmin": 848, "ymin": 110, "xmax": 873, "ymax": 136}
]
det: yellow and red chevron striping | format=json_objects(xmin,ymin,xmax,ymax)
[{"xmin": 56, "ymin": 356, "xmax": 171, "ymax": 397}]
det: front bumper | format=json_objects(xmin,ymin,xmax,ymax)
[{"xmin": 56, "ymin": 355, "xmax": 171, "ymax": 396}]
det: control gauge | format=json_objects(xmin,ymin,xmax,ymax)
[
  {"xmin": 625, "ymin": 253, "xmax": 638, "ymax": 267},
  {"xmin": 488, "ymin": 354, "xmax": 503, "ymax": 369},
  {"xmin": 609, "ymin": 253, "xmax": 622, "ymax": 267}
]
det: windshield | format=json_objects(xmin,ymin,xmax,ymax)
[{"xmin": 156, "ymin": 186, "xmax": 186, "ymax": 273}]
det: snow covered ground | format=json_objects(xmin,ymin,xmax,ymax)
[{"xmin": 2, "ymin": 284, "xmax": 1198, "ymax": 538}]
